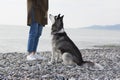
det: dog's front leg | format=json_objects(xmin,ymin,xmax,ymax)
[
  {"xmin": 49, "ymin": 49, "xmax": 56, "ymax": 64},
  {"xmin": 56, "ymin": 50, "xmax": 61, "ymax": 63}
]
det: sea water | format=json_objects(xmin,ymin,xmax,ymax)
[{"xmin": 0, "ymin": 25, "xmax": 120, "ymax": 52}]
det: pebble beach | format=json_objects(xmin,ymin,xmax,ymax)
[{"xmin": 0, "ymin": 47, "xmax": 120, "ymax": 80}]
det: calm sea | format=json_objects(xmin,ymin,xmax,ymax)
[{"xmin": 0, "ymin": 25, "xmax": 120, "ymax": 52}]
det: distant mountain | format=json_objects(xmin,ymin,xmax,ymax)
[{"xmin": 84, "ymin": 24, "xmax": 120, "ymax": 30}]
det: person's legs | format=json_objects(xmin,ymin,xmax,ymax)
[
  {"xmin": 27, "ymin": 22, "xmax": 43, "ymax": 60},
  {"xmin": 33, "ymin": 24, "xmax": 43, "ymax": 52},
  {"xmin": 27, "ymin": 22, "xmax": 43, "ymax": 53}
]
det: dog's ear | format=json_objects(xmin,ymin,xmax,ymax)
[
  {"xmin": 61, "ymin": 15, "xmax": 64, "ymax": 20},
  {"xmin": 58, "ymin": 14, "xmax": 61, "ymax": 18}
]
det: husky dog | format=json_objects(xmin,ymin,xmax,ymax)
[{"xmin": 49, "ymin": 14, "xmax": 103, "ymax": 69}]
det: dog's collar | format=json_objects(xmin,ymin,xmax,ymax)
[
  {"xmin": 57, "ymin": 28, "xmax": 65, "ymax": 33},
  {"xmin": 52, "ymin": 28, "xmax": 65, "ymax": 35}
]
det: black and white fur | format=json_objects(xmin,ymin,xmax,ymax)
[{"xmin": 49, "ymin": 14, "xmax": 103, "ymax": 70}]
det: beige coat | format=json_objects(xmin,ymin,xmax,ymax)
[{"xmin": 27, "ymin": 0, "xmax": 49, "ymax": 26}]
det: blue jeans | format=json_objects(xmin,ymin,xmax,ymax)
[
  {"xmin": 27, "ymin": 8, "xmax": 43, "ymax": 53},
  {"xmin": 27, "ymin": 23, "xmax": 43, "ymax": 53}
]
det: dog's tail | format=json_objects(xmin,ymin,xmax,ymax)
[{"xmin": 79, "ymin": 61, "xmax": 104, "ymax": 70}]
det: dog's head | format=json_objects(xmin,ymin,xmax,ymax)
[{"xmin": 49, "ymin": 14, "xmax": 64, "ymax": 34}]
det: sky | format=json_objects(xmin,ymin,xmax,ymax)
[{"xmin": 0, "ymin": 0, "xmax": 120, "ymax": 28}]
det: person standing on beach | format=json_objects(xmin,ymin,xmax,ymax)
[{"xmin": 27, "ymin": 0, "xmax": 49, "ymax": 60}]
